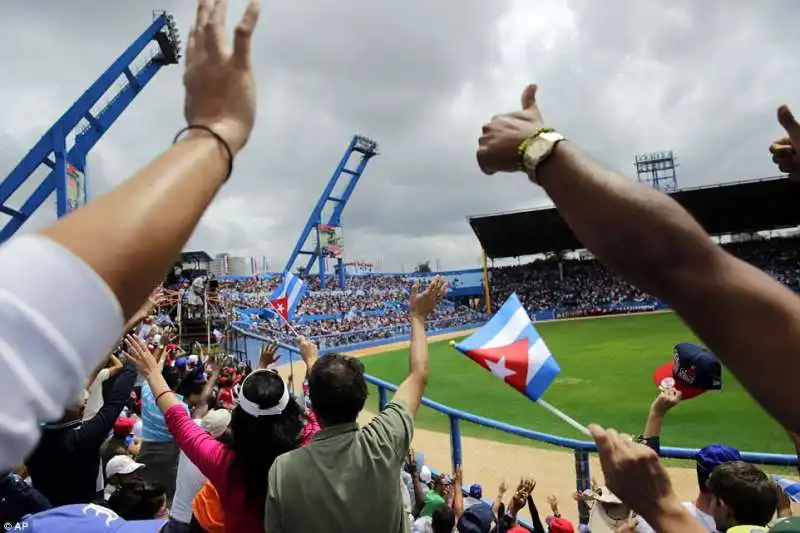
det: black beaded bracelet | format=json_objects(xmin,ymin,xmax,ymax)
[{"xmin": 173, "ymin": 125, "xmax": 234, "ymax": 181}]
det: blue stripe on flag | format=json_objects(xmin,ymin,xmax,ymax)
[
  {"xmin": 454, "ymin": 292, "xmax": 560, "ymax": 402},
  {"xmin": 774, "ymin": 476, "xmax": 800, "ymax": 503},
  {"xmin": 455, "ymin": 293, "xmax": 527, "ymax": 352},
  {"xmin": 525, "ymin": 355, "xmax": 560, "ymax": 400}
]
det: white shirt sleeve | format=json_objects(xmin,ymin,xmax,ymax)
[{"xmin": 0, "ymin": 234, "xmax": 123, "ymax": 471}]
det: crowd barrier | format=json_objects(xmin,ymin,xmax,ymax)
[{"xmin": 230, "ymin": 324, "xmax": 798, "ymax": 527}]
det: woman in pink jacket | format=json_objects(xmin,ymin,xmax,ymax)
[{"xmin": 125, "ymin": 335, "xmax": 302, "ymax": 533}]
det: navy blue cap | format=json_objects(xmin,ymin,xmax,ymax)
[
  {"xmin": 468, "ymin": 483, "xmax": 482, "ymax": 499},
  {"xmin": 653, "ymin": 342, "xmax": 722, "ymax": 399},
  {"xmin": 457, "ymin": 502, "xmax": 495, "ymax": 533},
  {"xmin": 696, "ymin": 444, "xmax": 742, "ymax": 474}
]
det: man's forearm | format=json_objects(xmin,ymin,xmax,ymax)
[
  {"xmin": 536, "ymin": 142, "xmax": 718, "ymax": 297},
  {"xmin": 40, "ymin": 131, "xmax": 230, "ymax": 319},
  {"xmin": 408, "ymin": 315, "xmax": 429, "ymax": 379}
]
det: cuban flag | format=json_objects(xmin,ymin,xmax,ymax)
[
  {"xmin": 774, "ymin": 476, "xmax": 800, "ymax": 503},
  {"xmin": 270, "ymin": 272, "xmax": 306, "ymax": 322},
  {"xmin": 454, "ymin": 293, "xmax": 560, "ymax": 401}
]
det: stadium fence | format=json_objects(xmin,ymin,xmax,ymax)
[{"xmin": 231, "ymin": 324, "xmax": 798, "ymax": 527}]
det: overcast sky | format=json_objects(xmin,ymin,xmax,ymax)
[{"xmin": 0, "ymin": 0, "xmax": 796, "ymax": 271}]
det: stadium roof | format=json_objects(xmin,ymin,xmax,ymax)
[{"xmin": 469, "ymin": 176, "xmax": 800, "ymax": 259}]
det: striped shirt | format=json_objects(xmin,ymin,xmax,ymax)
[{"xmin": 141, "ymin": 381, "xmax": 188, "ymax": 442}]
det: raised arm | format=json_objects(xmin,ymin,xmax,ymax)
[
  {"xmin": 393, "ymin": 278, "xmax": 448, "ymax": 415},
  {"xmin": 477, "ymin": 84, "xmax": 800, "ymax": 433},
  {"xmin": 125, "ymin": 335, "xmax": 227, "ymax": 485}
]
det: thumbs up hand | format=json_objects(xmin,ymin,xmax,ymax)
[
  {"xmin": 770, "ymin": 105, "xmax": 800, "ymax": 181},
  {"xmin": 477, "ymin": 84, "xmax": 546, "ymax": 175}
]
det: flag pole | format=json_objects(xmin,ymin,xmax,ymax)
[
  {"xmin": 535, "ymin": 398, "xmax": 592, "ymax": 437},
  {"xmin": 448, "ymin": 339, "xmax": 591, "ymax": 437}
]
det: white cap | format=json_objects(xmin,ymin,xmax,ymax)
[
  {"xmin": 594, "ymin": 487, "xmax": 622, "ymax": 504},
  {"xmin": 188, "ymin": 354, "xmax": 199, "ymax": 364},
  {"xmin": 419, "ymin": 465, "xmax": 432, "ymax": 484},
  {"xmin": 106, "ymin": 455, "xmax": 145, "ymax": 478},
  {"xmin": 201, "ymin": 409, "xmax": 231, "ymax": 438}
]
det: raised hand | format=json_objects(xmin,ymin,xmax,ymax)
[
  {"xmin": 183, "ymin": 0, "xmax": 261, "ymax": 154},
  {"xmin": 477, "ymin": 84, "xmax": 546, "ymax": 175},
  {"xmin": 406, "ymin": 448, "xmax": 418, "ymax": 474},
  {"xmin": 589, "ymin": 424, "xmax": 677, "ymax": 521},
  {"xmin": 770, "ymin": 105, "xmax": 800, "ymax": 181},
  {"xmin": 298, "ymin": 336, "xmax": 319, "ymax": 365},
  {"xmin": 409, "ymin": 277, "xmax": 448, "ymax": 319},
  {"xmin": 259, "ymin": 340, "xmax": 280, "ymax": 369},
  {"xmin": 651, "ymin": 386, "xmax": 682, "ymax": 415},
  {"xmin": 124, "ymin": 334, "xmax": 160, "ymax": 378}
]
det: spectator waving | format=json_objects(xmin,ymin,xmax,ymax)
[{"xmin": 266, "ymin": 277, "xmax": 448, "ymax": 533}]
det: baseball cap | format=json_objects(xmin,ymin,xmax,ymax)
[
  {"xmin": 695, "ymin": 444, "xmax": 742, "ymax": 474},
  {"xmin": 174, "ymin": 357, "xmax": 188, "ymax": 368},
  {"xmin": 106, "ymin": 455, "xmax": 146, "ymax": 478},
  {"xmin": 771, "ymin": 517, "xmax": 800, "ymax": 532},
  {"xmin": 23, "ymin": 503, "xmax": 164, "ymax": 532},
  {"xmin": 113, "ymin": 416, "xmax": 136, "ymax": 436},
  {"xmin": 547, "ymin": 517, "xmax": 575, "ymax": 533},
  {"xmin": 456, "ymin": 503, "xmax": 495, "ymax": 533},
  {"xmin": 652, "ymin": 343, "xmax": 722, "ymax": 399},
  {"xmin": 201, "ymin": 409, "xmax": 231, "ymax": 438},
  {"xmin": 419, "ymin": 465, "xmax": 432, "ymax": 484},
  {"xmin": 468, "ymin": 483, "xmax": 482, "ymax": 499}
]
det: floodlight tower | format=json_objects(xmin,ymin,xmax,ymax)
[
  {"xmin": 0, "ymin": 11, "xmax": 181, "ymax": 243},
  {"xmin": 634, "ymin": 151, "xmax": 679, "ymax": 193},
  {"xmin": 283, "ymin": 135, "xmax": 379, "ymax": 289}
]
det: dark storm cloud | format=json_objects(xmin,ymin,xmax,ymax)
[{"xmin": 0, "ymin": 0, "xmax": 798, "ymax": 270}]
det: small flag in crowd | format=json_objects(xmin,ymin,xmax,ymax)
[
  {"xmin": 774, "ymin": 476, "xmax": 800, "ymax": 503},
  {"xmin": 453, "ymin": 293, "xmax": 560, "ymax": 401},
  {"xmin": 270, "ymin": 271, "xmax": 306, "ymax": 322}
]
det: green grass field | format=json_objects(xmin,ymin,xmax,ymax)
[{"xmin": 362, "ymin": 312, "xmax": 791, "ymax": 455}]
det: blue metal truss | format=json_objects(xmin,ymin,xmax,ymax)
[
  {"xmin": 283, "ymin": 135, "xmax": 379, "ymax": 288},
  {"xmin": 0, "ymin": 11, "xmax": 181, "ymax": 243}
]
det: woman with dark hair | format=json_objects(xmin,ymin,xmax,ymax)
[{"xmin": 125, "ymin": 334, "xmax": 302, "ymax": 532}]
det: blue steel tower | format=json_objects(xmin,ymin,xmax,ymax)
[
  {"xmin": 283, "ymin": 135, "xmax": 379, "ymax": 289},
  {"xmin": 0, "ymin": 11, "xmax": 181, "ymax": 243}
]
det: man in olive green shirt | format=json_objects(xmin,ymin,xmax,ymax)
[{"xmin": 265, "ymin": 278, "xmax": 448, "ymax": 533}]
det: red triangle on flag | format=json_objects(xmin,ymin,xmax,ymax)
[
  {"xmin": 466, "ymin": 338, "xmax": 529, "ymax": 393},
  {"xmin": 271, "ymin": 296, "xmax": 289, "ymax": 321}
]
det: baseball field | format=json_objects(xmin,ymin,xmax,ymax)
[
  {"xmin": 275, "ymin": 311, "xmax": 798, "ymax": 522},
  {"xmin": 359, "ymin": 312, "xmax": 789, "ymax": 455}
]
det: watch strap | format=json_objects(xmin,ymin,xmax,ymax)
[
  {"xmin": 523, "ymin": 131, "xmax": 565, "ymax": 183},
  {"xmin": 516, "ymin": 127, "xmax": 554, "ymax": 170}
]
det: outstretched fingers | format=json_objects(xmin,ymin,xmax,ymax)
[
  {"xmin": 204, "ymin": 0, "xmax": 229, "ymax": 60},
  {"xmin": 233, "ymin": 0, "xmax": 261, "ymax": 69}
]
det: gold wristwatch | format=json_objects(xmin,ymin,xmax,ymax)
[{"xmin": 518, "ymin": 128, "xmax": 565, "ymax": 183}]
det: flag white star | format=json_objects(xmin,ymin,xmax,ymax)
[{"xmin": 485, "ymin": 356, "xmax": 516, "ymax": 381}]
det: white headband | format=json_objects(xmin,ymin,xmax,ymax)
[{"xmin": 237, "ymin": 370, "xmax": 290, "ymax": 417}]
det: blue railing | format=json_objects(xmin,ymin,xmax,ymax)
[{"xmin": 230, "ymin": 326, "xmax": 798, "ymax": 526}]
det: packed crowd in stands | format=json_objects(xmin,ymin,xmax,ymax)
[
  {"xmin": 6, "ymin": 2, "xmax": 800, "ymax": 532},
  {"xmin": 221, "ymin": 274, "xmax": 486, "ymax": 348},
  {"xmin": 491, "ymin": 235, "xmax": 800, "ymax": 319}
]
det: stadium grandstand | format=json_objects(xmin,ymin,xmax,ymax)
[{"xmin": 470, "ymin": 175, "xmax": 800, "ymax": 319}]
